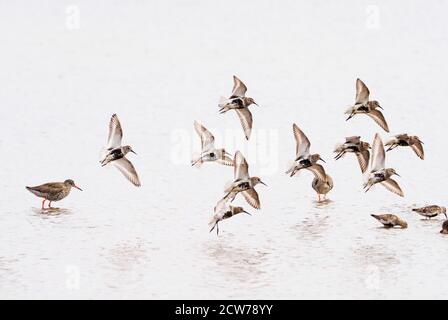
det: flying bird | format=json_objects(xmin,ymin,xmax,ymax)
[
  {"xmin": 100, "ymin": 114, "xmax": 141, "ymax": 187},
  {"xmin": 345, "ymin": 78, "xmax": 389, "ymax": 132},
  {"xmin": 191, "ymin": 121, "xmax": 233, "ymax": 167},
  {"xmin": 364, "ymin": 133, "xmax": 404, "ymax": 197},
  {"xmin": 218, "ymin": 75, "xmax": 258, "ymax": 140},
  {"xmin": 385, "ymin": 134, "xmax": 424, "ymax": 160},
  {"xmin": 26, "ymin": 179, "xmax": 82, "ymax": 209},
  {"xmin": 209, "ymin": 193, "xmax": 251, "ymax": 235},
  {"xmin": 286, "ymin": 123, "xmax": 326, "ymax": 180},
  {"xmin": 223, "ymin": 151, "xmax": 266, "ymax": 209},
  {"xmin": 334, "ymin": 136, "xmax": 371, "ymax": 173}
]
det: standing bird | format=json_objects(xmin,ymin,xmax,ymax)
[
  {"xmin": 286, "ymin": 123, "xmax": 326, "ymax": 180},
  {"xmin": 371, "ymin": 214, "xmax": 408, "ymax": 228},
  {"xmin": 334, "ymin": 136, "xmax": 371, "ymax": 173},
  {"xmin": 191, "ymin": 121, "xmax": 233, "ymax": 167},
  {"xmin": 26, "ymin": 179, "xmax": 82, "ymax": 209},
  {"xmin": 218, "ymin": 75, "xmax": 258, "ymax": 140},
  {"xmin": 440, "ymin": 220, "xmax": 448, "ymax": 234},
  {"xmin": 364, "ymin": 133, "xmax": 404, "ymax": 197},
  {"xmin": 209, "ymin": 194, "xmax": 251, "ymax": 235},
  {"xmin": 385, "ymin": 134, "xmax": 424, "ymax": 160},
  {"xmin": 412, "ymin": 205, "xmax": 447, "ymax": 219},
  {"xmin": 224, "ymin": 151, "xmax": 266, "ymax": 209},
  {"xmin": 100, "ymin": 114, "xmax": 141, "ymax": 187},
  {"xmin": 345, "ymin": 78, "xmax": 389, "ymax": 132},
  {"xmin": 312, "ymin": 174, "xmax": 333, "ymax": 202}
]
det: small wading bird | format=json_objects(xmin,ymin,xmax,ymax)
[
  {"xmin": 385, "ymin": 134, "xmax": 424, "ymax": 160},
  {"xmin": 364, "ymin": 133, "xmax": 404, "ymax": 197},
  {"xmin": 223, "ymin": 151, "xmax": 266, "ymax": 209},
  {"xmin": 412, "ymin": 205, "xmax": 447, "ymax": 219},
  {"xmin": 312, "ymin": 174, "xmax": 333, "ymax": 202},
  {"xmin": 26, "ymin": 179, "xmax": 82, "ymax": 209},
  {"xmin": 286, "ymin": 123, "xmax": 326, "ymax": 180},
  {"xmin": 371, "ymin": 214, "xmax": 408, "ymax": 228},
  {"xmin": 334, "ymin": 136, "xmax": 371, "ymax": 173},
  {"xmin": 209, "ymin": 193, "xmax": 251, "ymax": 235},
  {"xmin": 100, "ymin": 114, "xmax": 141, "ymax": 187},
  {"xmin": 218, "ymin": 75, "xmax": 258, "ymax": 140},
  {"xmin": 345, "ymin": 78, "xmax": 389, "ymax": 132},
  {"xmin": 191, "ymin": 121, "xmax": 233, "ymax": 167},
  {"xmin": 440, "ymin": 220, "xmax": 448, "ymax": 234}
]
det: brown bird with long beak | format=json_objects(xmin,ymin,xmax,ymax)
[
  {"xmin": 385, "ymin": 134, "xmax": 424, "ymax": 160},
  {"xmin": 412, "ymin": 205, "xmax": 447, "ymax": 219},
  {"xmin": 209, "ymin": 193, "xmax": 251, "ymax": 235},
  {"xmin": 371, "ymin": 214, "xmax": 408, "ymax": 228},
  {"xmin": 224, "ymin": 151, "xmax": 266, "ymax": 209},
  {"xmin": 26, "ymin": 179, "xmax": 82, "ymax": 209},
  {"xmin": 218, "ymin": 75, "xmax": 258, "ymax": 140},
  {"xmin": 286, "ymin": 123, "xmax": 327, "ymax": 180},
  {"xmin": 334, "ymin": 136, "xmax": 371, "ymax": 173},
  {"xmin": 345, "ymin": 78, "xmax": 389, "ymax": 132},
  {"xmin": 364, "ymin": 133, "xmax": 404, "ymax": 197}
]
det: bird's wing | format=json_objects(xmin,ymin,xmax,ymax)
[
  {"xmin": 234, "ymin": 151, "xmax": 250, "ymax": 180},
  {"xmin": 231, "ymin": 75, "xmax": 247, "ymax": 97},
  {"xmin": 395, "ymin": 133, "xmax": 409, "ymax": 140},
  {"xmin": 214, "ymin": 196, "xmax": 230, "ymax": 213},
  {"xmin": 367, "ymin": 109, "xmax": 389, "ymax": 132},
  {"xmin": 306, "ymin": 164, "xmax": 327, "ymax": 182},
  {"xmin": 346, "ymin": 136, "xmax": 361, "ymax": 144},
  {"xmin": 293, "ymin": 123, "xmax": 311, "ymax": 159},
  {"xmin": 371, "ymin": 133, "xmax": 385, "ymax": 171},
  {"xmin": 112, "ymin": 158, "xmax": 141, "ymax": 187},
  {"xmin": 356, "ymin": 150, "xmax": 370, "ymax": 173},
  {"xmin": 355, "ymin": 78, "xmax": 370, "ymax": 104},
  {"xmin": 107, "ymin": 114, "xmax": 123, "ymax": 148},
  {"xmin": 194, "ymin": 121, "xmax": 215, "ymax": 153},
  {"xmin": 217, "ymin": 155, "xmax": 234, "ymax": 166},
  {"xmin": 242, "ymin": 189, "xmax": 260, "ymax": 209},
  {"xmin": 381, "ymin": 178, "xmax": 404, "ymax": 197},
  {"xmin": 411, "ymin": 140, "xmax": 424, "ymax": 160},
  {"xmin": 235, "ymin": 108, "xmax": 253, "ymax": 140}
]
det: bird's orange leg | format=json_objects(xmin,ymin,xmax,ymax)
[{"xmin": 41, "ymin": 199, "xmax": 46, "ymax": 210}]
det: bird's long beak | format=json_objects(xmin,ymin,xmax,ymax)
[
  {"xmin": 346, "ymin": 114, "xmax": 353, "ymax": 121},
  {"xmin": 260, "ymin": 181, "xmax": 267, "ymax": 186},
  {"xmin": 253, "ymin": 102, "xmax": 259, "ymax": 106},
  {"xmin": 130, "ymin": 150, "xmax": 137, "ymax": 155},
  {"xmin": 395, "ymin": 173, "xmax": 401, "ymax": 177},
  {"xmin": 74, "ymin": 185, "xmax": 83, "ymax": 191},
  {"xmin": 243, "ymin": 210, "xmax": 251, "ymax": 216},
  {"xmin": 320, "ymin": 158, "xmax": 326, "ymax": 163},
  {"xmin": 377, "ymin": 105, "xmax": 384, "ymax": 110}
]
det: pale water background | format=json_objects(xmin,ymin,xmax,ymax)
[{"xmin": 1, "ymin": 0, "xmax": 448, "ymax": 299}]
